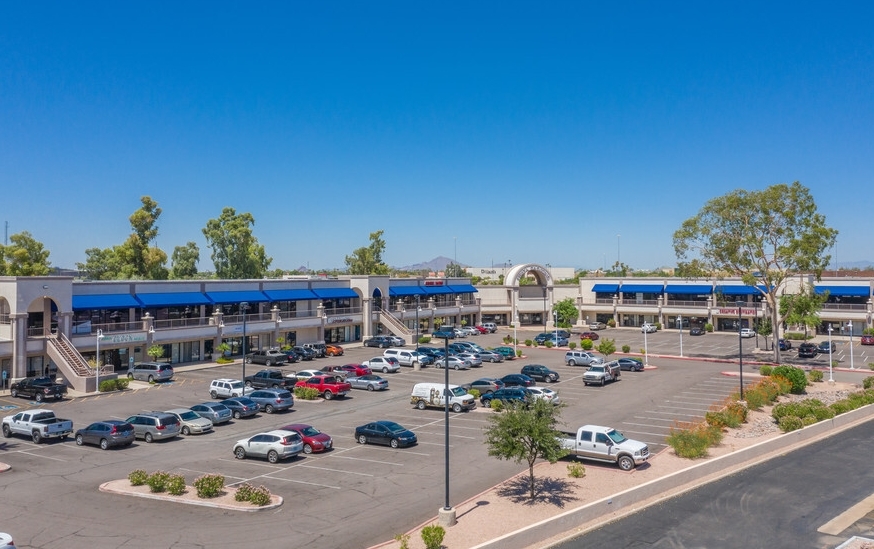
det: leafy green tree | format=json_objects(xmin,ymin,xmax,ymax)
[
  {"xmin": 170, "ymin": 242, "xmax": 200, "ymax": 279},
  {"xmin": 483, "ymin": 398, "xmax": 567, "ymax": 501},
  {"xmin": 0, "ymin": 231, "xmax": 51, "ymax": 275},
  {"xmin": 757, "ymin": 316, "xmax": 773, "ymax": 350},
  {"xmin": 344, "ymin": 230, "xmax": 389, "ymax": 275},
  {"xmin": 202, "ymin": 207, "xmax": 272, "ymax": 279},
  {"xmin": 445, "ymin": 261, "xmax": 466, "ymax": 277},
  {"xmin": 596, "ymin": 338, "xmax": 617, "ymax": 359},
  {"xmin": 126, "ymin": 196, "xmax": 165, "ymax": 278},
  {"xmin": 553, "ymin": 298, "xmax": 578, "ymax": 328},
  {"xmin": 673, "ymin": 182, "xmax": 837, "ymax": 363},
  {"xmin": 77, "ymin": 247, "xmax": 124, "ymax": 280},
  {"xmin": 604, "ymin": 261, "xmax": 630, "ymax": 277},
  {"xmin": 780, "ymin": 288, "xmax": 828, "ymax": 338},
  {"xmin": 147, "ymin": 344, "xmax": 165, "ymax": 361}
]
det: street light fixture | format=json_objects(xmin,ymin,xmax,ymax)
[
  {"xmin": 415, "ymin": 295, "xmax": 421, "ymax": 353},
  {"xmin": 95, "ymin": 329, "xmax": 105, "ymax": 393},
  {"xmin": 736, "ymin": 301, "xmax": 745, "ymax": 401},
  {"xmin": 240, "ymin": 302, "xmax": 250, "ymax": 387},
  {"xmin": 677, "ymin": 315, "xmax": 683, "ymax": 357},
  {"xmin": 441, "ymin": 325, "xmax": 455, "ymax": 526},
  {"xmin": 828, "ymin": 323, "xmax": 834, "ymax": 384},
  {"xmin": 513, "ymin": 308, "xmax": 518, "ymax": 355},
  {"xmin": 643, "ymin": 324, "xmax": 649, "ymax": 367},
  {"xmin": 848, "ymin": 321, "xmax": 855, "ymax": 370}
]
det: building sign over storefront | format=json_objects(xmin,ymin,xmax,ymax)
[
  {"xmin": 717, "ymin": 308, "xmax": 758, "ymax": 315},
  {"xmin": 105, "ymin": 333, "xmax": 148, "ymax": 344},
  {"xmin": 328, "ymin": 317, "xmax": 354, "ymax": 324}
]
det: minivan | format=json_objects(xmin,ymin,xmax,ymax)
[{"xmin": 127, "ymin": 362, "xmax": 174, "ymax": 383}]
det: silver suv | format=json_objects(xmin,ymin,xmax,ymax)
[
  {"xmin": 565, "ymin": 351, "xmax": 604, "ymax": 367},
  {"xmin": 124, "ymin": 412, "xmax": 180, "ymax": 443},
  {"xmin": 127, "ymin": 362, "xmax": 174, "ymax": 382},
  {"xmin": 209, "ymin": 378, "xmax": 251, "ymax": 399}
]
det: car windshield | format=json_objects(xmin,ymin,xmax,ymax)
[
  {"xmin": 178, "ymin": 411, "xmax": 199, "ymax": 420},
  {"xmin": 299, "ymin": 426, "xmax": 320, "ymax": 436},
  {"xmin": 607, "ymin": 430, "xmax": 628, "ymax": 444},
  {"xmin": 382, "ymin": 422, "xmax": 405, "ymax": 433},
  {"xmin": 449, "ymin": 387, "xmax": 467, "ymax": 397},
  {"xmin": 230, "ymin": 381, "xmax": 243, "ymax": 389},
  {"xmin": 207, "ymin": 403, "xmax": 227, "ymax": 411}
]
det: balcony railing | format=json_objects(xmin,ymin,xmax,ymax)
[{"xmin": 821, "ymin": 303, "xmax": 868, "ymax": 311}]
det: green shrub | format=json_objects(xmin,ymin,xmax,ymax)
[
  {"xmin": 167, "ymin": 474, "xmax": 186, "ymax": 496},
  {"xmin": 419, "ymin": 336, "xmax": 431, "ymax": 344},
  {"xmin": 146, "ymin": 471, "xmax": 170, "ymax": 493},
  {"xmin": 655, "ymin": 322, "xmax": 662, "ymax": 330},
  {"xmin": 115, "ymin": 378, "xmax": 129, "ymax": 390},
  {"xmin": 869, "ymin": 362, "xmax": 874, "ymax": 371},
  {"xmin": 808, "ymin": 369, "xmax": 824, "ymax": 383},
  {"xmin": 778, "ymin": 415, "xmax": 804, "ymax": 432},
  {"xmin": 581, "ymin": 338, "xmax": 594, "ymax": 350},
  {"xmin": 621, "ymin": 344, "xmax": 630, "ymax": 353},
  {"xmin": 568, "ymin": 342, "xmax": 577, "ymax": 350},
  {"xmin": 216, "ymin": 357, "xmax": 234, "ymax": 364},
  {"xmin": 394, "ymin": 533, "xmax": 411, "ymax": 549},
  {"xmin": 743, "ymin": 386, "xmax": 769, "ymax": 410},
  {"xmin": 666, "ymin": 424, "xmax": 717, "ymax": 459},
  {"xmin": 421, "ymin": 524, "xmax": 446, "ymax": 549},
  {"xmin": 193, "ymin": 474, "xmax": 225, "ymax": 498},
  {"xmin": 864, "ymin": 376, "xmax": 874, "ymax": 390},
  {"xmin": 784, "ymin": 332, "xmax": 807, "ymax": 340},
  {"xmin": 756, "ymin": 378, "xmax": 782, "ymax": 403},
  {"xmin": 759, "ymin": 365, "xmax": 772, "ymax": 376},
  {"xmin": 235, "ymin": 482, "xmax": 254, "ymax": 502},
  {"xmin": 516, "ymin": 350, "xmax": 522, "ymax": 358},
  {"xmin": 294, "ymin": 386, "xmax": 320, "ymax": 400},
  {"xmin": 704, "ymin": 323, "xmax": 713, "ymax": 332},
  {"xmin": 801, "ymin": 414, "xmax": 818, "ymax": 426},
  {"xmin": 864, "ymin": 328, "xmax": 874, "ymax": 336},
  {"xmin": 524, "ymin": 339, "xmax": 533, "ymax": 347},
  {"xmin": 770, "ymin": 374, "xmax": 794, "ymax": 395},
  {"xmin": 248, "ymin": 485, "xmax": 272, "ymax": 506},
  {"xmin": 128, "ymin": 469, "xmax": 148, "ymax": 486},
  {"xmin": 98, "ymin": 379, "xmax": 117, "ymax": 392},
  {"xmin": 467, "ymin": 388, "xmax": 480, "ymax": 399},
  {"xmin": 490, "ymin": 399, "xmax": 503, "ymax": 411},
  {"xmin": 607, "ymin": 319, "xmax": 616, "ymax": 327},
  {"xmin": 830, "ymin": 401, "xmax": 854, "ymax": 415},
  {"xmin": 566, "ymin": 462, "xmax": 586, "ymax": 478},
  {"xmin": 544, "ymin": 341, "xmax": 554, "ymax": 348},
  {"xmin": 724, "ymin": 400, "xmax": 749, "ymax": 423},
  {"xmin": 771, "ymin": 365, "xmax": 808, "ymax": 394}
]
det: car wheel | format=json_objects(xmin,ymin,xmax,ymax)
[
  {"xmin": 127, "ymin": 373, "xmax": 134, "ymax": 379},
  {"xmin": 618, "ymin": 455, "xmax": 635, "ymax": 471},
  {"xmin": 452, "ymin": 403, "xmax": 462, "ymax": 413},
  {"xmin": 265, "ymin": 405, "xmax": 274, "ymax": 414},
  {"xmin": 32, "ymin": 431, "xmax": 42, "ymax": 444},
  {"xmin": 245, "ymin": 381, "xmax": 253, "ymax": 387},
  {"xmin": 182, "ymin": 426, "xmax": 191, "ymax": 436},
  {"xmin": 303, "ymin": 443, "xmax": 313, "ymax": 454},
  {"xmin": 99, "ymin": 438, "xmax": 109, "ymax": 450},
  {"xmin": 210, "ymin": 390, "xmax": 218, "ymax": 399},
  {"xmin": 416, "ymin": 400, "xmax": 427, "ymax": 410},
  {"xmin": 265, "ymin": 359, "xmax": 273, "ymax": 366},
  {"xmin": 35, "ymin": 392, "xmax": 44, "ymax": 403},
  {"xmin": 267, "ymin": 450, "xmax": 279, "ymax": 463},
  {"xmin": 600, "ymin": 378, "xmax": 605, "ymax": 387},
  {"xmin": 358, "ymin": 434, "xmax": 367, "ymax": 445},
  {"xmin": 567, "ymin": 361, "xmax": 575, "ymax": 366},
  {"xmin": 233, "ymin": 411, "xmax": 241, "ymax": 419},
  {"xmin": 390, "ymin": 438, "xmax": 399, "ymax": 448},
  {"xmin": 10, "ymin": 388, "xmax": 18, "ymax": 398},
  {"xmin": 382, "ymin": 366, "xmax": 389, "ymax": 373},
  {"xmin": 144, "ymin": 432, "xmax": 153, "ymax": 443},
  {"xmin": 234, "ymin": 446, "xmax": 246, "ymax": 459},
  {"xmin": 1, "ymin": 425, "xmax": 11, "ymax": 437},
  {"xmin": 454, "ymin": 365, "xmax": 460, "ymax": 370},
  {"xmin": 549, "ymin": 375, "xmax": 557, "ymax": 383},
  {"xmin": 367, "ymin": 384, "xmax": 375, "ymax": 391},
  {"xmin": 75, "ymin": 434, "xmax": 84, "ymax": 446},
  {"xmin": 148, "ymin": 375, "xmax": 155, "ymax": 383},
  {"xmin": 323, "ymin": 391, "xmax": 334, "ymax": 400}
]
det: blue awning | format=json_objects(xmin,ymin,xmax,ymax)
[
  {"xmin": 620, "ymin": 284, "xmax": 664, "ymax": 294},
  {"xmin": 715, "ymin": 285, "xmax": 763, "ymax": 296},
  {"xmin": 136, "ymin": 292, "xmax": 211, "ymax": 307},
  {"xmin": 422, "ymin": 285, "xmax": 454, "ymax": 295},
  {"xmin": 665, "ymin": 285, "xmax": 712, "ymax": 295},
  {"xmin": 815, "ymin": 286, "xmax": 870, "ymax": 297},
  {"xmin": 448, "ymin": 284, "xmax": 478, "ymax": 294},
  {"xmin": 205, "ymin": 291, "xmax": 270, "ymax": 304},
  {"xmin": 72, "ymin": 294, "xmax": 141, "ymax": 310},
  {"xmin": 389, "ymin": 286, "xmax": 427, "ymax": 297},
  {"xmin": 263, "ymin": 289, "xmax": 319, "ymax": 301},
  {"xmin": 312, "ymin": 288, "xmax": 359, "ymax": 299},
  {"xmin": 591, "ymin": 284, "xmax": 620, "ymax": 293}
]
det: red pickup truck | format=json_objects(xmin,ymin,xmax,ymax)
[{"xmin": 294, "ymin": 374, "xmax": 351, "ymax": 400}]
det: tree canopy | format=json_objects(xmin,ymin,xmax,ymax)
[
  {"xmin": 202, "ymin": 207, "xmax": 272, "ymax": 279},
  {"xmin": 553, "ymin": 298, "xmax": 578, "ymax": 328},
  {"xmin": 344, "ymin": 230, "xmax": 390, "ymax": 275},
  {"xmin": 483, "ymin": 398, "xmax": 567, "ymax": 501},
  {"xmin": 780, "ymin": 287, "xmax": 828, "ymax": 338},
  {"xmin": 170, "ymin": 242, "xmax": 200, "ymax": 279},
  {"xmin": 0, "ymin": 231, "xmax": 52, "ymax": 276},
  {"xmin": 673, "ymin": 182, "xmax": 837, "ymax": 362}
]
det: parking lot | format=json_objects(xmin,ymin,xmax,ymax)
[{"xmin": 1, "ymin": 327, "xmax": 870, "ymax": 548}]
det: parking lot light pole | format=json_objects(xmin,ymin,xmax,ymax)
[
  {"xmin": 95, "ymin": 329, "xmax": 104, "ymax": 393},
  {"xmin": 736, "ymin": 301, "xmax": 745, "ymax": 401},
  {"xmin": 415, "ymin": 295, "xmax": 421, "ymax": 352},
  {"xmin": 828, "ymin": 324, "xmax": 834, "ymax": 384},
  {"xmin": 240, "ymin": 302, "xmax": 250, "ymax": 387},
  {"xmin": 677, "ymin": 315, "xmax": 683, "ymax": 357},
  {"xmin": 513, "ymin": 308, "xmax": 518, "ymax": 355},
  {"xmin": 440, "ymin": 331, "xmax": 456, "ymax": 526},
  {"xmin": 643, "ymin": 325, "xmax": 649, "ymax": 367},
  {"xmin": 848, "ymin": 321, "xmax": 854, "ymax": 370}
]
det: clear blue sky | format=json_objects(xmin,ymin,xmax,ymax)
[{"xmin": 2, "ymin": 2, "xmax": 872, "ymax": 272}]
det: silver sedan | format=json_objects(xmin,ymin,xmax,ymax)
[
  {"xmin": 346, "ymin": 374, "xmax": 389, "ymax": 391},
  {"xmin": 436, "ymin": 356, "xmax": 471, "ymax": 370}
]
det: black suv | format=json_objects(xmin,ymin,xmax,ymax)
[
  {"xmin": 798, "ymin": 343, "xmax": 818, "ymax": 358},
  {"xmin": 363, "ymin": 336, "xmax": 393, "ymax": 348},
  {"xmin": 520, "ymin": 364, "xmax": 560, "ymax": 383}
]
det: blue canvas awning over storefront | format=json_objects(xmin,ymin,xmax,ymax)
[
  {"xmin": 72, "ymin": 294, "xmax": 141, "ymax": 310},
  {"xmin": 715, "ymin": 285, "xmax": 764, "ymax": 296},
  {"xmin": 205, "ymin": 291, "xmax": 270, "ymax": 304},
  {"xmin": 422, "ymin": 285, "xmax": 454, "ymax": 295},
  {"xmin": 591, "ymin": 284, "xmax": 620, "ymax": 293},
  {"xmin": 389, "ymin": 286, "xmax": 427, "ymax": 297},
  {"xmin": 312, "ymin": 288, "xmax": 359, "ymax": 299},
  {"xmin": 448, "ymin": 284, "xmax": 478, "ymax": 293},
  {"xmin": 263, "ymin": 289, "xmax": 319, "ymax": 301},
  {"xmin": 665, "ymin": 285, "xmax": 712, "ymax": 294},
  {"xmin": 814, "ymin": 286, "xmax": 870, "ymax": 297},
  {"xmin": 136, "ymin": 292, "xmax": 211, "ymax": 307},
  {"xmin": 619, "ymin": 284, "xmax": 664, "ymax": 294}
]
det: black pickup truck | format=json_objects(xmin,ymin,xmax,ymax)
[
  {"xmin": 10, "ymin": 376, "xmax": 68, "ymax": 402},
  {"xmin": 244, "ymin": 369, "xmax": 297, "ymax": 389}
]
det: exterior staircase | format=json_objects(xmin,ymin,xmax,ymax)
[
  {"xmin": 375, "ymin": 307, "xmax": 414, "ymax": 344},
  {"xmin": 47, "ymin": 334, "xmax": 100, "ymax": 392}
]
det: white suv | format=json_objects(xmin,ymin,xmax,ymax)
[
  {"xmin": 209, "ymin": 379, "xmax": 251, "ymax": 399},
  {"xmin": 565, "ymin": 351, "xmax": 604, "ymax": 367},
  {"xmin": 641, "ymin": 324, "xmax": 657, "ymax": 333}
]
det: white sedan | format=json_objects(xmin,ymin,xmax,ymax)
[
  {"xmin": 527, "ymin": 387, "xmax": 560, "ymax": 405},
  {"xmin": 360, "ymin": 357, "xmax": 400, "ymax": 373}
]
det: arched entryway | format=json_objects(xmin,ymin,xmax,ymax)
[{"xmin": 505, "ymin": 264, "xmax": 554, "ymax": 329}]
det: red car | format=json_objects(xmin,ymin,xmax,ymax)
[
  {"xmin": 474, "ymin": 325, "xmax": 489, "ymax": 334},
  {"xmin": 281, "ymin": 423, "xmax": 333, "ymax": 454},
  {"xmin": 340, "ymin": 363, "xmax": 372, "ymax": 377},
  {"xmin": 861, "ymin": 335, "xmax": 874, "ymax": 346},
  {"xmin": 579, "ymin": 331, "xmax": 600, "ymax": 341}
]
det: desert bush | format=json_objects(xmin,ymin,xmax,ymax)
[
  {"xmin": 759, "ymin": 365, "xmax": 772, "ymax": 376},
  {"xmin": 524, "ymin": 339, "xmax": 533, "ymax": 347},
  {"xmin": 167, "ymin": 474, "xmax": 186, "ymax": 496},
  {"xmin": 863, "ymin": 376, "xmax": 874, "ymax": 390},
  {"xmin": 770, "ymin": 375, "xmax": 794, "ymax": 395},
  {"xmin": 566, "ymin": 462, "xmax": 586, "ymax": 478},
  {"xmin": 742, "ymin": 385, "xmax": 769, "ymax": 410},
  {"xmin": 128, "ymin": 469, "xmax": 148, "ymax": 486},
  {"xmin": 216, "ymin": 357, "xmax": 234, "ymax": 364},
  {"xmin": 419, "ymin": 336, "xmax": 431, "ymax": 344},
  {"xmin": 490, "ymin": 399, "xmax": 503, "ymax": 411},
  {"xmin": 621, "ymin": 344, "xmax": 631, "ymax": 353},
  {"xmin": 829, "ymin": 401, "xmax": 854, "ymax": 415},
  {"xmin": 516, "ymin": 350, "xmax": 522, "ymax": 358},
  {"xmin": 421, "ymin": 525, "xmax": 446, "ymax": 549},
  {"xmin": 568, "ymin": 342, "xmax": 577, "ymax": 350},
  {"xmin": 115, "ymin": 378, "xmax": 129, "ymax": 390},
  {"xmin": 235, "ymin": 482, "xmax": 254, "ymax": 502},
  {"xmin": 467, "ymin": 388, "xmax": 480, "ymax": 399},
  {"xmin": 146, "ymin": 471, "xmax": 171, "ymax": 493},
  {"xmin": 666, "ymin": 423, "xmax": 721, "ymax": 459},
  {"xmin": 784, "ymin": 332, "xmax": 807, "ymax": 340},
  {"xmin": 544, "ymin": 341, "xmax": 553, "ymax": 348},
  {"xmin": 771, "ymin": 365, "xmax": 808, "ymax": 394},
  {"xmin": 193, "ymin": 474, "xmax": 225, "ymax": 498},
  {"xmin": 778, "ymin": 415, "xmax": 804, "ymax": 432},
  {"xmin": 294, "ymin": 386, "xmax": 320, "ymax": 400},
  {"xmin": 607, "ymin": 319, "xmax": 616, "ymax": 327},
  {"xmin": 248, "ymin": 485, "xmax": 272, "ymax": 506},
  {"xmin": 869, "ymin": 363, "xmax": 874, "ymax": 371},
  {"xmin": 755, "ymin": 378, "xmax": 782, "ymax": 403},
  {"xmin": 808, "ymin": 369, "xmax": 824, "ymax": 383},
  {"xmin": 394, "ymin": 533, "xmax": 411, "ymax": 549},
  {"xmin": 704, "ymin": 323, "xmax": 713, "ymax": 332},
  {"xmin": 581, "ymin": 338, "xmax": 594, "ymax": 350}
]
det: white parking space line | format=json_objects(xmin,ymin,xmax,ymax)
[
  {"xmin": 292, "ymin": 464, "xmax": 374, "ymax": 477},
  {"xmin": 643, "ymin": 410, "xmax": 704, "ymax": 418},
  {"xmin": 416, "ymin": 430, "xmax": 476, "ymax": 440},
  {"xmin": 328, "ymin": 454, "xmax": 408, "ymax": 465},
  {"xmin": 13, "ymin": 449, "xmax": 69, "ymax": 461},
  {"xmin": 262, "ymin": 475, "xmax": 342, "ymax": 490}
]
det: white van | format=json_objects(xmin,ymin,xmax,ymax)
[
  {"xmin": 410, "ymin": 383, "xmax": 476, "ymax": 412},
  {"xmin": 481, "ymin": 322, "xmax": 498, "ymax": 333},
  {"xmin": 384, "ymin": 348, "xmax": 431, "ymax": 367}
]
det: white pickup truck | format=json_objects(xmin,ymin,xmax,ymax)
[
  {"xmin": 2, "ymin": 410, "xmax": 74, "ymax": 443},
  {"xmin": 559, "ymin": 425, "xmax": 649, "ymax": 471},
  {"xmin": 582, "ymin": 362, "xmax": 621, "ymax": 386}
]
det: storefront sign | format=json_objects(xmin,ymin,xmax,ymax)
[
  {"xmin": 717, "ymin": 308, "xmax": 757, "ymax": 315},
  {"xmin": 105, "ymin": 333, "xmax": 148, "ymax": 344},
  {"xmin": 424, "ymin": 280, "xmax": 445, "ymax": 286},
  {"xmin": 328, "ymin": 317, "xmax": 354, "ymax": 324}
]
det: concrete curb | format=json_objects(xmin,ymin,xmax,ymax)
[
  {"xmin": 99, "ymin": 480, "xmax": 283, "ymax": 512},
  {"xmin": 467, "ymin": 403, "xmax": 874, "ymax": 549}
]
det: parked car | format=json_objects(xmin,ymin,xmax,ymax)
[
  {"xmin": 2, "ymin": 410, "xmax": 73, "ymax": 443},
  {"xmin": 689, "ymin": 327, "xmax": 705, "ymax": 336},
  {"xmin": 247, "ymin": 389, "xmax": 294, "ymax": 414},
  {"xmin": 245, "ymin": 349, "xmax": 287, "ymax": 366},
  {"xmin": 244, "ymin": 369, "xmax": 297, "ymax": 389},
  {"xmin": 474, "ymin": 325, "xmax": 489, "ymax": 334},
  {"xmin": 9, "ymin": 376, "xmax": 67, "ymax": 402},
  {"xmin": 493, "ymin": 346, "xmax": 517, "ymax": 360},
  {"xmin": 319, "ymin": 365, "xmax": 349, "ymax": 380},
  {"xmin": 616, "ymin": 358, "xmax": 644, "ymax": 371},
  {"xmin": 325, "ymin": 344, "xmax": 344, "ymax": 356},
  {"xmin": 476, "ymin": 349, "xmax": 505, "ymax": 363},
  {"xmin": 279, "ymin": 348, "xmax": 301, "ymax": 363},
  {"xmin": 565, "ymin": 351, "xmax": 604, "ymax": 367},
  {"xmin": 583, "ymin": 362, "xmax": 622, "ymax": 386},
  {"xmin": 527, "ymin": 387, "xmax": 560, "ymax": 405},
  {"xmin": 455, "ymin": 352, "xmax": 483, "ymax": 367},
  {"xmin": 480, "ymin": 387, "xmax": 532, "ymax": 407},
  {"xmin": 435, "ymin": 356, "xmax": 471, "ymax": 370},
  {"xmin": 292, "ymin": 346, "xmax": 316, "ymax": 360},
  {"xmin": 464, "ymin": 377, "xmax": 505, "ymax": 395},
  {"xmin": 222, "ymin": 396, "xmax": 260, "ymax": 419},
  {"xmin": 559, "ymin": 425, "xmax": 649, "ymax": 471},
  {"xmin": 292, "ymin": 369, "xmax": 325, "ymax": 380},
  {"xmin": 303, "ymin": 342, "xmax": 327, "ymax": 358},
  {"xmin": 460, "ymin": 326, "xmax": 479, "ymax": 336},
  {"xmin": 449, "ymin": 341, "xmax": 485, "ymax": 354},
  {"xmin": 817, "ymin": 341, "xmax": 837, "ymax": 353},
  {"xmin": 164, "ymin": 408, "xmax": 214, "ymax": 435},
  {"xmin": 431, "ymin": 327, "xmax": 456, "ymax": 339},
  {"xmin": 209, "ymin": 378, "xmax": 252, "ymax": 398},
  {"xmin": 280, "ymin": 423, "xmax": 333, "ymax": 454},
  {"xmin": 798, "ymin": 342, "xmax": 818, "ymax": 358},
  {"xmin": 124, "ymin": 412, "xmax": 180, "ymax": 443},
  {"xmin": 386, "ymin": 335, "xmax": 406, "ymax": 346},
  {"xmin": 501, "ymin": 373, "xmax": 536, "ymax": 387},
  {"xmin": 360, "ymin": 356, "xmax": 400, "ymax": 373},
  {"xmin": 0, "ymin": 533, "xmax": 13, "ymax": 549},
  {"xmin": 481, "ymin": 322, "xmax": 498, "ymax": 333},
  {"xmin": 861, "ymin": 335, "xmax": 874, "ymax": 346},
  {"xmin": 74, "ymin": 420, "xmax": 135, "ymax": 449},
  {"xmin": 189, "ymin": 402, "xmax": 233, "ymax": 425},
  {"xmin": 579, "ymin": 331, "xmax": 600, "ymax": 341},
  {"xmin": 347, "ymin": 374, "xmax": 390, "ymax": 391},
  {"xmin": 778, "ymin": 339, "xmax": 793, "ymax": 351},
  {"xmin": 740, "ymin": 328, "xmax": 756, "ymax": 338},
  {"xmin": 354, "ymin": 420, "xmax": 417, "ymax": 448},
  {"xmin": 589, "ymin": 321, "xmax": 607, "ymax": 330},
  {"xmin": 641, "ymin": 324, "xmax": 658, "ymax": 334},
  {"xmin": 233, "ymin": 430, "xmax": 303, "ymax": 463},
  {"xmin": 383, "ymin": 348, "xmax": 434, "ymax": 367},
  {"xmin": 127, "ymin": 362, "xmax": 175, "ymax": 382},
  {"xmin": 520, "ymin": 364, "xmax": 559, "ymax": 382},
  {"xmin": 340, "ymin": 363, "xmax": 374, "ymax": 377},
  {"xmin": 417, "ymin": 347, "xmax": 446, "ymax": 360},
  {"xmin": 294, "ymin": 374, "xmax": 352, "ymax": 400},
  {"xmin": 363, "ymin": 336, "xmax": 393, "ymax": 348}
]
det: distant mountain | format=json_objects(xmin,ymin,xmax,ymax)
[{"xmin": 399, "ymin": 256, "xmax": 462, "ymax": 272}]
